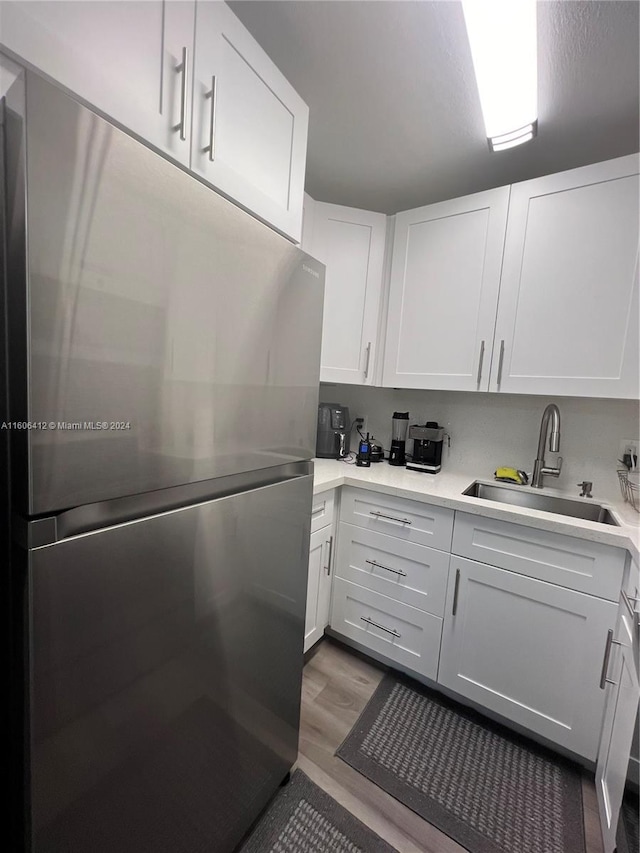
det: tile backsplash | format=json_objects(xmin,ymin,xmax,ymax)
[{"xmin": 319, "ymin": 384, "xmax": 640, "ymax": 503}]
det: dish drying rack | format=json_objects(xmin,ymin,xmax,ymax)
[{"xmin": 617, "ymin": 469, "xmax": 639, "ymax": 512}]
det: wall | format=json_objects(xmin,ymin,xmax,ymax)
[{"xmin": 319, "ymin": 383, "xmax": 640, "ymax": 504}]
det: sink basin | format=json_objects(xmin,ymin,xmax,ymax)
[{"xmin": 463, "ymin": 481, "xmax": 620, "ymax": 526}]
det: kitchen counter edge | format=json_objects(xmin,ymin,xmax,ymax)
[{"xmin": 312, "ymin": 458, "xmax": 640, "ymax": 563}]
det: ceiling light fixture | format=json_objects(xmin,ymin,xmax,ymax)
[{"xmin": 462, "ymin": 0, "xmax": 538, "ymax": 152}]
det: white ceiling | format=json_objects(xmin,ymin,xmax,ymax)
[{"xmin": 228, "ymin": 0, "xmax": 640, "ymax": 213}]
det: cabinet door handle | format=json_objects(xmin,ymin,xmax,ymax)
[
  {"xmin": 622, "ymin": 590, "xmax": 639, "ymax": 616},
  {"xmin": 452, "ymin": 568, "xmax": 461, "ymax": 616},
  {"xmin": 206, "ymin": 75, "xmax": 218, "ymax": 162},
  {"xmin": 365, "ymin": 559, "xmax": 407, "ymax": 578},
  {"xmin": 599, "ymin": 629, "xmax": 615, "ymax": 690},
  {"xmin": 176, "ymin": 46, "xmax": 189, "ymax": 141},
  {"xmin": 369, "ymin": 511, "xmax": 411, "ymax": 525},
  {"xmin": 325, "ymin": 535, "xmax": 333, "ymax": 575},
  {"xmin": 496, "ymin": 339, "xmax": 505, "ymax": 389},
  {"xmin": 476, "ymin": 340, "xmax": 485, "ymax": 388},
  {"xmin": 363, "ymin": 342, "xmax": 372, "ymax": 380},
  {"xmin": 360, "ymin": 616, "xmax": 401, "ymax": 638}
]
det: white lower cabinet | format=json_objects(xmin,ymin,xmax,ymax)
[
  {"xmin": 330, "ymin": 489, "xmax": 451, "ymax": 679},
  {"xmin": 332, "ymin": 577, "xmax": 443, "ymax": 680},
  {"xmin": 438, "ymin": 555, "xmax": 618, "ymax": 761},
  {"xmin": 327, "ymin": 484, "xmax": 632, "ymax": 764},
  {"xmin": 304, "ymin": 526, "xmax": 333, "ymax": 653},
  {"xmin": 596, "ymin": 560, "xmax": 640, "ymax": 853}
]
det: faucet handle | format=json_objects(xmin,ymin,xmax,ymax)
[{"xmin": 556, "ymin": 455, "xmax": 563, "ymax": 473}]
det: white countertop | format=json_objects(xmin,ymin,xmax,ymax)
[{"xmin": 313, "ymin": 458, "xmax": 640, "ymax": 562}]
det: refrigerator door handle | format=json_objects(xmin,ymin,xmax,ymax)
[{"xmin": 18, "ymin": 461, "xmax": 313, "ymax": 547}]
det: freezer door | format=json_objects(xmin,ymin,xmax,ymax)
[
  {"xmin": 6, "ymin": 72, "xmax": 324, "ymax": 514},
  {"xmin": 27, "ymin": 474, "xmax": 312, "ymax": 853}
]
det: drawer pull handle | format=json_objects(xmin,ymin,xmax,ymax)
[
  {"xmin": 365, "ymin": 559, "xmax": 407, "ymax": 578},
  {"xmin": 325, "ymin": 535, "xmax": 333, "ymax": 575},
  {"xmin": 311, "ymin": 505, "xmax": 324, "ymax": 517},
  {"xmin": 599, "ymin": 629, "xmax": 614, "ymax": 690},
  {"xmin": 452, "ymin": 568, "xmax": 461, "ymax": 616},
  {"xmin": 369, "ymin": 511, "xmax": 412, "ymax": 525},
  {"xmin": 360, "ymin": 616, "xmax": 401, "ymax": 638}
]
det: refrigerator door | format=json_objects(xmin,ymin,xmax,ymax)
[
  {"xmin": 5, "ymin": 72, "xmax": 324, "ymax": 515},
  {"xmin": 27, "ymin": 473, "xmax": 312, "ymax": 853}
]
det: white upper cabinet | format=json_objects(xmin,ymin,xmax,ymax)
[
  {"xmin": 0, "ymin": 1, "xmax": 195, "ymax": 166},
  {"xmin": 0, "ymin": 1, "xmax": 309, "ymax": 240},
  {"xmin": 491, "ymin": 155, "xmax": 640, "ymax": 398},
  {"xmin": 310, "ymin": 202, "xmax": 387, "ymax": 385},
  {"xmin": 191, "ymin": 1, "xmax": 308, "ymax": 241},
  {"xmin": 383, "ymin": 187, "xmax": 510, "ymax": 391}
]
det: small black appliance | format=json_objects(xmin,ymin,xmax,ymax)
[
  {"xmin": 370, "ymin": 444, "xmax": 384, "ymax": 463},
  {"xmin": 406, "ymin": 421, "xmax": 445, "ymax": 473},
  {"xmin": 356, "ymin": 432, "xmax": 371, "ymax": 467},
  {"xmin": 316, "ymin": 403, "xmax": 351, "ymax": 458},
  {"xmin": 388, "ymin": 411, "xmax": 409, "ymax": 466}
]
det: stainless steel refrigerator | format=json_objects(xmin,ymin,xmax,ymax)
[{"xmin": 2, "ymin": 71, "xmax": 324, "ymax": 852}]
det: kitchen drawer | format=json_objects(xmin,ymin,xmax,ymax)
[
  {"xmin": 311, "ymin": 490, "xmax": 335, "ymax": 534},
  {"xmin": 340, "ymin": 487, "xmax": 454, "ymax": 551},
  {"xmin": 331, "ymin": 577, "xmax": 442, "ymax": 680},
  {"xmin": 452, "ymin": 512, "xmax": 626, "ymax": 600},
  {"xmin": 335, "ymin": 522, "xmax": 450, "ymax": 616}
]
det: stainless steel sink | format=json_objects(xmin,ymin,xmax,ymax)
[{"xmin": 463, "ymin": 481, "xmax": 620, "ymax": 526}]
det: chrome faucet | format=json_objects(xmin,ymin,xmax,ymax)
[{"xmin": 532, "ymin": 404, "xmax": 563, "ymax": 488}]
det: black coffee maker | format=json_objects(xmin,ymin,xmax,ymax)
[
  {"xmin": 316, "ymin": 403, "xmax": 351, "ymax": 458},
  {"xmin": 406, "ymin": 422, "xmax": 445, "ymax": 473}
]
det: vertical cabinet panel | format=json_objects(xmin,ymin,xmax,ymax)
[
  {"xmin": 310, "ymin": 203, "xmax": 386, "ymax": 384},
  {"xmin": 596, "ymin": 566, "xmax": 640, "ymax": 853},
  {"xmin": 438, "ymin": 556, "xmax": 617, "ymax": 760},
  {"xmin": 492, "ymin": 154, "xmax": 640, "ymax": 398},
  {"xmin": 300, "ymin": 193, "xmax": 316, "ymax": 254},
  {"xmin": 304, "ymin": 527, "xmax": 332, "ymax": 653},
  {"xmin": 192, "ymin": 1, "xmax": 308, "ymax": 241},
  {"xmin": 0, "ymin": 0, "xmax": 194, "ymax": 166},
  {"xmin": 383, "ymin": 187, "xmax": 509, "ymax": 391}
]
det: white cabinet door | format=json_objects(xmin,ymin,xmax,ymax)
[
  {"xmin": 310, "ymin": 203, "xmax": 386, "ymax": 385},
  {"xmin": 596, "ymin": 575, "xmax": 640, "ymax": 853},
  {"xmin": 0, "ymin": 1, "xmax": 194, "ymax": 166},
  {"xmin": 438, "ymin": 556, "xmax": 617, "ymax": 760},
  {"xmin": 191, "ymin": 1, "xmax": 308, "ymax": 241},
  {"xmin": 491, "ymin": 155, "xmax": 640, "ymax": 398},
  {"xmin": 304, "ymin": 527, "xmax": 333, "ymax": 653},
  {"xmin": 382, "ymin": 187, "xmax": 509, "ymax": 391}
]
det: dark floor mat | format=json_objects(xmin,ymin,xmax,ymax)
[
  {"xmin": 337, "ymin": 673, "xmax": 585, "ymax": 853},
  {"xmin": 240, "ymin": 769, "xmax": 398, "ymax": 853}
]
